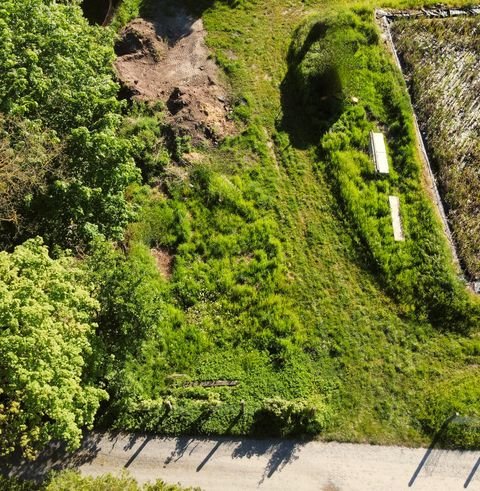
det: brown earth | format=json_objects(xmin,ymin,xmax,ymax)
[
  {"xmin": 115, "ymin": 6, "xmax": 235, "ymax": 144},
  {"xmin": 150, "ymin": 247, "xmax": 174, "ymax": 279}
]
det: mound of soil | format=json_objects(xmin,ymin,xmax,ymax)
[{"xmin": 115, "ymin": 7, "xmax": 234, "ymax": 144}]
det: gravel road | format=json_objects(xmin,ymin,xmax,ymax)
[{"xmin": 4, "ymin": 433, "xmax": 479, "ymax": 491}]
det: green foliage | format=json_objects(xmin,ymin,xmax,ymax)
[
  {"xmin": 288, "ymin": 10, "xmax": 479, "ymax": 331},
  {"xmin": 1, "ymin": 0, "xmax": 478, "ymax": 455},
  {"xmin": 120, "ymin": 104, "xmax": 171, "ymax": 184},
  {"xmin": 0, "ymin": 238, "xmax": 107, "ymax": 458},
  {"xmin": 254, "ymin": 396, "xmax": 332, "ymax": 436},
  {"xmin": 0, "ymin": 0, "xmax": 140, "ymax": 248},
  {"xmin": 0, "ymin": 475, "xmax": 38, "ymax": 491},
  {"xmin": 27, "ymin": 120, "xmax": 140, "ymax": 247},
  {"xmin": 418, "ymin": 369, "xmax": 480, "ymax": 449},
  {"xmin": 0, "ymin": 471, "xmax": 200, "ymax": 491},
  {"xmin": 92, "ymin": 0, "xmax": 480, "ymax": 448},
  {"xmin": 0, "ymin": 115, "xmax": 60, "ymax": 242},
  {"xmin": 110, "ymin": 0, "xmax": 143, "ymax": 30},
  {"xmin": 43, "ymin": 470, "xmax": 199, "ymax": 491},
  {"xmin": 0, "ymin": 0, "xmax": 118, "ymax": 133},
  {"xmin": 85, "ymin": 237, "xmax": 168, "ymax": 365}
]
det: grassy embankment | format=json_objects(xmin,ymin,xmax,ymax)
[{"xmin": 100, "ymin": 0, "xmax": 480, "ymax": 447}]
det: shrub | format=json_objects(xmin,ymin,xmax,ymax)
[{"xmin": 253, "ymin": 396, "xmax": 332, "ymax": 436}]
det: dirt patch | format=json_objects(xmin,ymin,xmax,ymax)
[
  {"xmin": 115, "ymin": 5, "xmax": 234, "ymax": 144},
  {"xmin": 150, "ymin": 247, "xmax": 174, "ymax": 279}
]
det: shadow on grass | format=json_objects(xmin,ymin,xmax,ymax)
[
  {"xmin": 278, "ymin": 19, "xmax": 344, "ymax": 151},
  {"xmin": 279, "ymin": 70, "xmax": 344, "ymax": 151}
]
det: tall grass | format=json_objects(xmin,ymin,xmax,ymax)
[{"xmin": 99, "ymin": 0, "xmax": 480, "ymax": 447}]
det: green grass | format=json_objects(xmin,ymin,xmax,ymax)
[{"xmin": 103, "ymin": 0, "xmax": 480, "ymax": 447}]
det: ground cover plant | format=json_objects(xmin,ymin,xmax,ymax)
[
  {"xmin": 0, "ymin": 0, "xmax": 479, "ymax": 465},
  {"xmin": 0, "ymin": 471, "xmax": 199, "ymax": 490},
  {"xmin": 92, "ymin": 0, "xmax": 479, "ymax": 447},
  {"xmin": 391, "ymin": 17, "xmax": 480, "ymax": 280}
]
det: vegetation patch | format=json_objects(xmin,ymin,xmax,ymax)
[
  {"xmin": 1, "ymin": 0, "xmax": 480, "ymax": 461},
  {"xmin": 0, "ymin": 470, "xmax": 199, "ymax": 491},
  {"xmin": 287, "ymin": 9, "xmax": 478, "ymax": 330}
]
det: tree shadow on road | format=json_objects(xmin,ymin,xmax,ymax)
[
  {"xmin": 163, "ymin": 410, "xmax": 243, "ymax": 470},
  {"xmin": 0, "ymin": 432, "xmax": 103, "ymax": 484},
  {"xmin": 409, "ymin": 415, "xmax": 480, "ymax": 488},
  {"xmin": 163, "ymin": 436, "xmax": 201, "ymax": 466},
  {"xmin": 231, "ymin": 438, "xmax": 305, "ymax": 485}
]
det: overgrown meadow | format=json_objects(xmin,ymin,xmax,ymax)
[{"xmin": 0, "ymin": 0, "xmax": 478, "ymax": 460}]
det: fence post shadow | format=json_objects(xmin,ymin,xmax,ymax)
[
  {"xmin": 124, "ymin": 435, "xmax": 153, "ymax": 469},
  {"xmin": 464, "ymin": 457, "xmax": 480, "ymax": 489},
  {"xmin": 196, "ymin": 411, "xmax": 243, "ymax": 472},
  {"xmin": 408, "ymin": 414, "xmax": 457, "ymax": 487}
]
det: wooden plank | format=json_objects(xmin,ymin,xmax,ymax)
[
  {"xmin": 389, "ymin": 196, "xmax": 405, "ymax": 241},
  {"xmin": 370, "ymin": 131, "xmax": 390, "ymax": 174}
]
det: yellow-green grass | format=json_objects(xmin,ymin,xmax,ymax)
[{"xmin": 109, "ymin": 0, "xmax": 479, "ymax": 447}]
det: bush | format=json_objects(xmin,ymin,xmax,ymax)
[{"xmin": 253, "ymin": 396, "xmax": 332, "ymax": 436}]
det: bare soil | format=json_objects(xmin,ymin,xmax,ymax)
[
  {"xmin": 150, "ymin": 247, "xmax": 174, "ymax": 279},
  {"xmin": 115, "ymin": 5, "xmax": 235, "ymax": 144}
]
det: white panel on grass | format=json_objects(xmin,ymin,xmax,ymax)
[
  {"xmin": 370, "ymin": 131, "xmax": 390, "ymax": 174},
  {"xmin": 389, "ymin": 195, "xmax": 405, "ymax": 241}
]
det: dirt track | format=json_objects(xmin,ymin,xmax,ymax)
[{"xmin": 3, "ymin": 433, "xmax": 480, "ymax": 490}]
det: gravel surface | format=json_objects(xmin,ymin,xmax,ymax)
[{"xmin": 5, "ymin": 433, "xmax": 479, "ymax": 490}]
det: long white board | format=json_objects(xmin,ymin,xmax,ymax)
[
  {"xmin": 389, "ymin": 195, "xmax": 405, "ymax": 241},
  {"xmin": 370, "ymin": 132, "xmax": 390, "ymax": 174}
]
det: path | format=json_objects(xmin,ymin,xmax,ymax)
[{"xmin": 3, "ymin": 433, "xmax": 480, "ymax": 490}]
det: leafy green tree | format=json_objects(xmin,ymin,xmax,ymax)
[
  {"xmin": 0, "ymin": 238, "xmax": 107, "ymax": 458},
  {"xmin": 0, "ymin": 116, "xmax": 60, "ymax": 242},
  {"xmin": 27, "ymin": 121, "xmax": 140, "ymax": 247},
  {"xmin": 0, "ymin": 0, "xmax": 140, "ymax": 247},
  {"xmin": 0, "ymin": 0, "xmax": 119, "ymax": 133}
]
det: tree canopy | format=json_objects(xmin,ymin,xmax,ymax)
[
  {"xmin": 0, "ymin": 238, "xmax": 107, "ymax": 458},
  {"xmin": 0, "ymin": 0, "xmax": 139, "ymax": 248}
]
